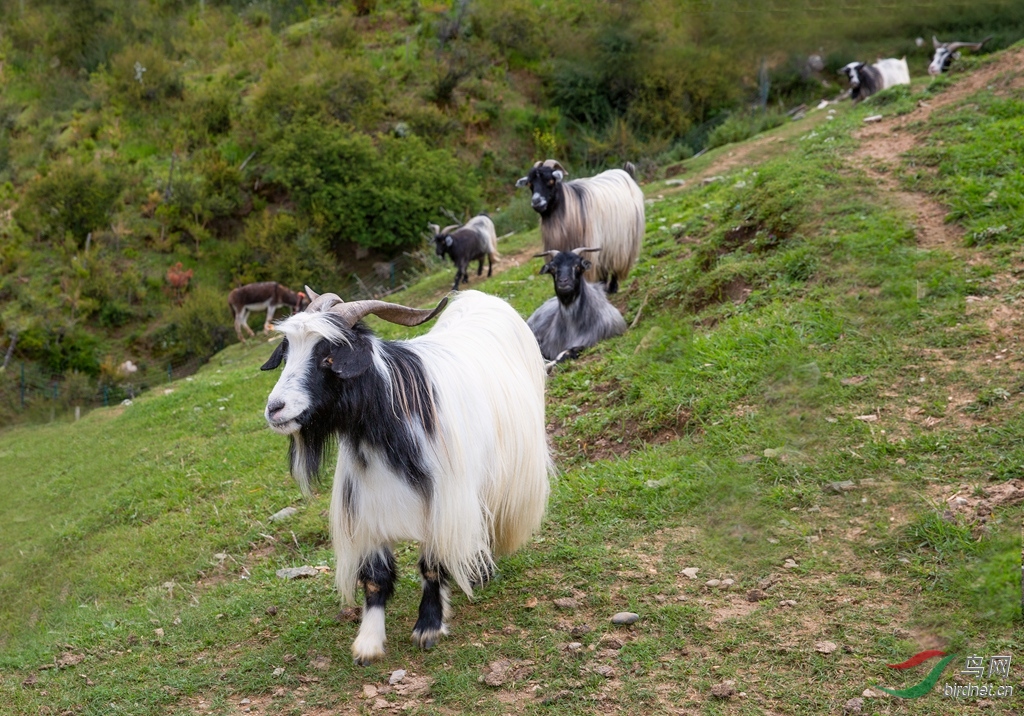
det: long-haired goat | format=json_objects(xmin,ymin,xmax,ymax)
[
  {"xmin": 516, "ymin": 160, "xmax": 644, "ymax": 294},
  {"xmin": 429, "ymin": 214, "xmax": 500, "ymax": 292},
  {"xmin": 261, "ymin": 288, "xmax": 551, "ymax": 665},
  {"xmin": 527, "ymin": 247, "xmax": 627, "ymax": 363},
  {"xmin": 929, "ymin": 36, "xmax": 991, "ymax": 76},
  {"xmin": 839, "ymin": 58, "xmax": 910, "ymax": 101}
]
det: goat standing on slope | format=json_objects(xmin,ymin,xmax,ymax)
[
  {"xmin": 261, "ymin": 288, "xmax": 551, "ymax": 665},
  {"xmin": 228, "ymin": 282, "xmax": 309, "ymax": 342},
  {"xmin": 430, "ymin": 214, "xmax": 500, "ymax": 292},
  {"xmin": 528, "ymin": 248, "xmax": 627, "ymax": 363},
  {"xmin": 516, "ymin": 160, "xmax": 644, "ymax": 294}
]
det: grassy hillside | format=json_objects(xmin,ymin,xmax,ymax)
[{"xmin": 1, "ymin": 39, "xmax": 1023, "ymax": 716}]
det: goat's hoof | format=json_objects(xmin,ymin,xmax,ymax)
[
  {"xmin": 351, "ymin": 638, "xmax": 386, "ymax": 665},
  {"xmin": 411, "ymin": 624, "xmax": 448, "ymax": 650}
]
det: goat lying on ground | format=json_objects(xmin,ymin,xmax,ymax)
[
  {"xmin": 839, "ymin": 57, "xmax": 910, "ymax": 101},
  {"xmin": 228, "ymin": 282, "xmax": 309, "ymax": 342},
  {"xmin": 430, "ymin": 215, "xmax": 500, "ymax": 292},
  {"xmin": 516, "ymin": 160, "xmax": 644, "ymax": 294},
  {"xmin": 261, "ymin": 287, "xmax": 551, "ymax": 665},
  {"xmin": 527, "ymin": 248, "xmax": 627, "ymax": 363},
  {"xmin": 929, "ymin": 36, "xmax": 991, "ymax": 75}
]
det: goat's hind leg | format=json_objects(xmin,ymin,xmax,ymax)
[
  {"xmin": 412, "ymin": 556, "xmax": 451, "ymax": 649},
  {"xmin": 352, "ymin": 549, "xmax": 397, "ymax": 665}
]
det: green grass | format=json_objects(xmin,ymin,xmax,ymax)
[{"xmin": 1, "ymin": 47, "xmax": 1023, "ymax": 716}]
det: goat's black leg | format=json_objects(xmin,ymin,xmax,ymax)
[
  {"xmin": 477, "ymin": 258, "xmax": 484, "ymax": 276},
  {"xmin": 451, "ymin": 272, "xmax": 460, "ymax": 292},
  {"xmin": 486, "ymin": 254, "xmax": 493, "ymax": 277},
  {"xmin": 412, "ymin": 557, "xmax": 450, "ymax": 649},
  {"xmin": 351, "ymin": 549, "xmax": 397, "ymax": 665},
  {"xmin": 607, "ymin": 273, "xmax": 619, "ymax": 294}
]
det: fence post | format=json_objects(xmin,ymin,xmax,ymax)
[
  {"xmin": 20, "ymin": 362, "xmax": 25, "ymax": 409},
  {"xmin": 168, "ymin": 363, "xmax": 173, "ymax": 381},
  {"xmin": 103, "ymin": 386, "xmax": 109, "ymax": 407},
  {"xmin": 52, "ymin": 381, "xmax": 58, "ymax": 401}
]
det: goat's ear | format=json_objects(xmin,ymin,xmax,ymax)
[
  {"xmin": 515, "ymin": 176, "xmax": 529, "ymax": 188},
  {"xmin": 445, "ymin": 235, "xmax": 454, "ymax": 247},
  {"xmin": 329, "ymin": 337, "xmax": 374, "ymax": 379},
  {"xmin": 552, "ymin": 170, "xmax": 564, "ymax": 182},
  {"xmin": 581, "ymin": 259, "xmax": 592, "ymax": 271},
  {"xmin": 539, "ymin": 262, "xmax": 553, "ymax": 275},
  {"xmin": 261, "ymin": 340, "xmax": 287, "ymax": 371}
]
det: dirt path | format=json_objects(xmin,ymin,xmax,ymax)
[{"xmin": 850, "ymin": 45, "xmax": 1024, "ymax": 250}]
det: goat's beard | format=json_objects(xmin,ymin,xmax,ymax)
[{"xmin": 288, "ymin": 423, "xmax": 335, "ymax": 497}]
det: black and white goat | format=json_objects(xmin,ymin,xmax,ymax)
[
  {"xmin": 515, "ymin": 160, "xmax": 644, "ymax": 294},
  {"xmin": 261, "ymin": 288, "xmax": 551, "ymax": 665},
  {"xmin": 527, "ymin": 248, "xmax": 627, "ymax": 363},
  {"xmin": 929, "ymin": 36, "xmax": 990, "ymax": 76},
  {"xmin": 839, "ymin": 57, "xmax": 910, "ymax": 101},
  {"xmin": 429, "ymin": 214, "xmax": 499, "ymax": 292}
]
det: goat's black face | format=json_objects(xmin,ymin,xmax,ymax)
[
  {"xmin": 540, "ymin": 251, "xmax": 591, "ymax": 304},
  {"xmin": 516, "ymin": 165, "xmax": 564, "ymax": 214},
  {"xmin": 263, "ymin": 319, "xmax": 375, "ymax": 436},
  {"xmin": 434, "ymin": 234, "xmax": 453, "ymax": 259}
]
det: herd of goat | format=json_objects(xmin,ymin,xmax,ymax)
[{"xmin": 249, "ymin": 35, "xmax": 992, "ymax": 665}]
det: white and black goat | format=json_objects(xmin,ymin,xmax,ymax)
[
  {"xmin": 261, "ymin": 288, "xmax": 551, "ymax": 665},
  {"xmin": 229, "ymin": 282, "xmax": 309, "ymax": 342},
  {"xmin": 527, "ymin": 248, "xmax": 627, "ymax": 363},
  {"xmin": 839, "ymin": 57, "xmax": 910, "ymax": 101},
  {"xmin": 429, "ymin": 214, "xmax": 499, "ymax": 292},
  {"xmin": 515, "ymin": 160, "xmax": 644, "ymax": 294},
  {"xmin": 929, "ymin": 36, "xmax": 990, "ymax": 76}
]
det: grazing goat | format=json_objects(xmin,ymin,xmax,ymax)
[
  {"xmin": 515, "ymin": 160, "xmax": 644, "ymax": 294},
  {"xmin": 429, "ymin": 214, "xmax": 499, "ymax": 292},
  {"xmin": 929, "ymin": 36, "xmax": 991, "ymax": 76},
  {"xmin": 261, "ymin": 288, "xmax": 551, "ymax": 665},
  {"xmin": 839, "ymin": 57, "xmax": 910, "ymax": 101},
  {"xmin": 228, "ymin": 282, "xmax": 309, "ymax": 342},
  {"xmin": 527, "ymin": 248, "xmax": 627, "ymax": 363}
]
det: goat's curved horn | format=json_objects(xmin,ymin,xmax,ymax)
[
  {"xmin": 946, "ymin": 38, "xmax": 989, "ymax": 52},
  {"xmin": 532, "ymin": 250, "xmax": 560, "ymax": 259},
  {"xmin": 427, "ymin": 223, "xmax": 441, "ymax": 235},
  {"xmin": 440, "ymin": 224, "xmax": 461, "ymax": 235},
  {"xmin": 330, "ymin": 296, "xmax": 449, "ymax": 328},
  {"xmin": 542, "ymin": 159, "xmax": 568, "ymax": 176},
  {"xmin": 304, "ymin": 285, "xmax": 321, "ymax": 302},
  {"xmin": 571, "ymin": 246, "xmax": 601, "ymax": 255},
  {"xmin": 306, "ymin": 291, "xmax": 344, "ymax": 313},
  {"xmin": 532, "ymin": 160, "xmax": 543, "ymax": 168},
  {"xmin": 933, "ymin": 36, "xmax": 944, "ymax": 49}
]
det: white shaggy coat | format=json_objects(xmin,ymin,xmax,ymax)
[{"xmin": 542, "ymin": 169, "xmax": 645, "ymax": 285}]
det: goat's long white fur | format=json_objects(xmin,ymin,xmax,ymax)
[
  {"xmin": 311, "ymin": 291, "xmax": 552, "ymax": 602},
  {"xmin": 542, "ymin": 169, "xmax": 645, "ymax": 285}
]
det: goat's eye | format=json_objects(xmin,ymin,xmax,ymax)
[
  {"xmin": 548, "ymin": 179, "xmax": 554, "ymax": 186},
  {"xmin": 322, "ymin": 356, "xmax": 333, "ymax": 368}
]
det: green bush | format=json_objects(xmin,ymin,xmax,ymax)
[
  {"xmin": 18, "ymin": 324, "xmax": 101, "ymax": 376},
  {"xmin": 707, "ymin": 110, "xmax": 787, "ymax": 150},
  {"xmin": 108, "ymin": 44, "xmax": 184, "ymax": 106},
  {"xmin": 229, "ymin": 210, "xmax": 342, "ymax": 290},
  {"xmin": 265, "ymin": 120, "xmax": 480, "ymax": 251},
  {"xmin": 161, "ymin": 285, "xmax": 232, "ymax": 360},
  {"xmin": 17, "ymin": 162, "xmax": 124, "ymax": 246}
]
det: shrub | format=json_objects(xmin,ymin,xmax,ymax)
[
  {"xmin": 707, "ymin": 110, "xmax": 787, "ymax": 150},
  {"xmin": 162, "ymin": 285, "xmax": 232, "ymax": 360},
  {"xmin": 17, "ymin": 162, "xmax": 124, "ymax": 246},
  {"xmin": 265, "ymin": 120, "xmax": 480, "ymax": 251},
  {"xmin": 229, "ymin": 210, "xmax": 342, "ymax": 290},
  {"xmin": 108, "ymin": 44, "xmax": 184, "ymax": 106}
]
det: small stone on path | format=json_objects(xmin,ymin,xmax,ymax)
[
  {"xmin": 681, "ymin": 567, "xmax": 700, "ymax": 579},
  {"xmin": 269, "ymin": 506, "xmax": 299, "ymax": 522},
  {"xmin": 705, "ymin": 579, "xmax": 721, "ymax": 587},
  {"xmin": 593, "ymin": 664, "xmax": 616, "ymax": 679},
  {"xmin": 711, "ymin": 680, "xmax": 737, "ymax": 699},
  {"xmin": 746, "ymin": 589, "xmax": 765, "ymax": 602},
  {"xmin": 780, "ymin": 599, "xmax": 797, "ymax": 607},
  {"xmin": 389, "ymin": 669, "xmax": 406, "ymax": 685},
  {"xmin": 815, "ymin": 641, "xmax": 838, "ymax": 654},
  {"xmin": 720, "ymin": 578, "xmax": 734, "ymax": 589},
  {"xmin": 276, "ymin": 566, "xmax": 318, "ymax": 579},
  {"xmin": 611, "ymin": 612, "xmax": 639, "ymax": 625},
  {"xmin": 783, "ymin": 559, "xmax": 798, "ymax": 569},
  {"xmin": 553, "ymin": 597, "xmax": 578, "ymax": 610},
  {"xmin": 827, "ymin": 480, "xmax": 857, "ymax": 493},
  {"xmin": 844, "ymin": 697, "xmax": 864, "ymax": 714}
]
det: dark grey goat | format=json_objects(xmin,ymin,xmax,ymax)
[
  {"xmin": 431, "ymin": 214, "xmax": 499, "ymax": 292},
  {"xmin": 527, "ymin": 247, "xmax": 627, "ymax": 363}
]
